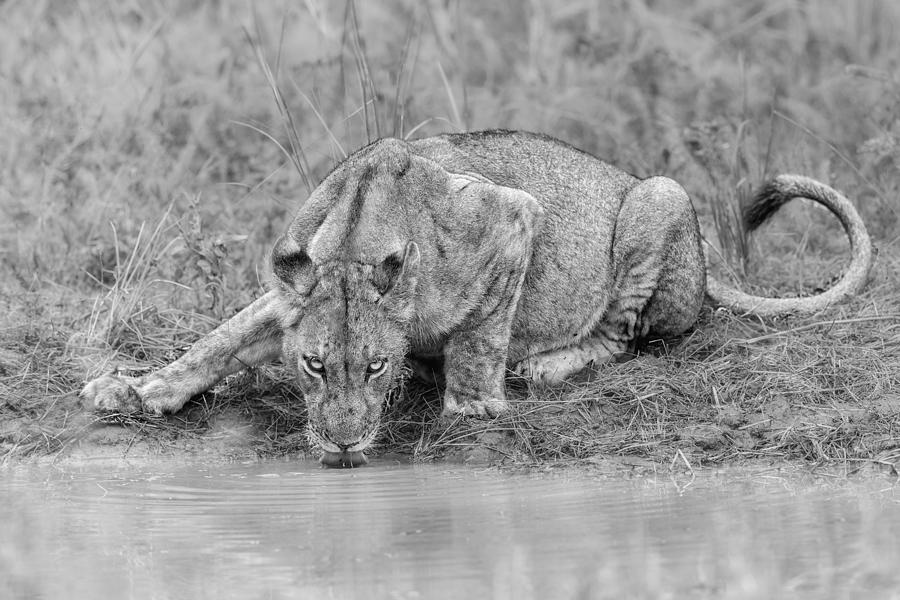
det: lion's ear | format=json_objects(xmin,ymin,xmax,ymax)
[
  {"xmin": 272, "ymin": 234, "xmax": 317, "ymax": 296},
  {"xmin": 375, "ymin": 241, "xmax": 420, "ymax": 299}
]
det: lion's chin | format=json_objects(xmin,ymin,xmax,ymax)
[{"xmin": 320, "ymin": 450, "xmax": 369, "ymax": 468}]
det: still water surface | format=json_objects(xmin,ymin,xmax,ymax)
[{"xmin": 2, "ymin": 459, "xmax": 899, "ymax": 599}]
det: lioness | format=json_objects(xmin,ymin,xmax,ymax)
[{"xmin": 81, "ymin": 130, "xmax": 873, "ymax": 466}]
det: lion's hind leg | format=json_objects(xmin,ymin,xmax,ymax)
[
  {"xmin": 513, "ymin": 333, "xmax": 627, "ymax": 384},
  {"xmin": 515, "ymin": 177, "xmax": 705, "ymax": 384}
]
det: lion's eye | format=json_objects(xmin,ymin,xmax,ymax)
[
  {"xmin": 303, "ymin": 356, "xmax": 325, "ymax": 377},
  {"xmin": 366, "ymin": 359, "xmax": 386, "ymax": 377}
]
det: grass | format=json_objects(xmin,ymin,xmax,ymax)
[{"xmin": 1, "ymin": 0, "xmax": 899, "ymax": 470}]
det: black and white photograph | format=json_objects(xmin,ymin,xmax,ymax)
[{"xmin": 2, "ymin": 1, "xmax": 899, "ymax": 598}]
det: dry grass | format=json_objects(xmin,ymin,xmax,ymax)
[{"xmin": 1, "ymin": 0, "xmax": 899, "ymax": 470}]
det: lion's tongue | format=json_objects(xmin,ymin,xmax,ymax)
[{"xmin": 320, "ymin": 451, "xmax": 368, "ymax": 468}]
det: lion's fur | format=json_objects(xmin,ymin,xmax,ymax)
[{"xmin": 81, "ymin": 130, "xmax": 874, "ymax": 460}]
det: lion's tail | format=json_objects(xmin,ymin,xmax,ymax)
[{"xmin": 706, "ymin": 174, "xmax": 873, "ymax": 316}]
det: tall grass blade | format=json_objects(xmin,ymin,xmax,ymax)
[{"xmin": 243, "ymin": 21, "xmax": 314, "ymax": 193}]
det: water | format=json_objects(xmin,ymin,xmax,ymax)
[{"xmin": 1, "ymin": 460, "xmax": 899, "ymax": 600}]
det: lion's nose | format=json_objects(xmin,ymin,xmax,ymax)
[{"xmin": 324, "ymin": 428, "xmax": 362, "ymax": 449}]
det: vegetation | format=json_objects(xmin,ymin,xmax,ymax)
[{"xmin": 1, "ymin": 0, "xmax": 898, "ymax": 470}]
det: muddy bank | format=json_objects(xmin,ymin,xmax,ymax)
[
  {"xmin": 3, "ymin": 296, "xmax": 899, "ymax": 474},
  {"xmin": 6, "ymin": 368, "xmax": 899, "ymax": 479}
]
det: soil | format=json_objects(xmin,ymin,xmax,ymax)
[{"xmin": 8, "ymin": 371, "xmax": 899, "ymax": 479}]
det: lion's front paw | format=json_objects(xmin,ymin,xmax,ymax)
[
  {"xmin": 441, "ymin": 393, "xmax": 509, "ymax": 418},
  {"xmin": 81, "ymin": 374, "xmax": 189, "ymax": 416},
  {"xmin": 80, "ymin": 374, "xmax": 144, "ymax": 414}
]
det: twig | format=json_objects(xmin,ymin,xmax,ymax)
[{"xmin": 737, "ymin": 315, "xmax": 900, "ymax": 344}]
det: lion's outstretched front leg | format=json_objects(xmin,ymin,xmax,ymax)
[{"xmin": 81, "ymin": 290, "xmax": 288, "ymax": 415}]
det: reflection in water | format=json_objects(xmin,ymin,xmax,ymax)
[{"xmin": 1, "ymin": 460, "xmax": 899, "ymax": 599}]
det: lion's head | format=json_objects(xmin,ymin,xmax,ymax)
[
  {"xmin": 276, "ymin": 245, "xmax": 418, "ymax": 466},
  {"xmin": 269, "ymin": 138, "xmax": 463, "ymax": 466}
]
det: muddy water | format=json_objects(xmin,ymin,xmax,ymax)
[{"xmin": 2, "ymin": 461, "xmax": 899, "ymax": 600}]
